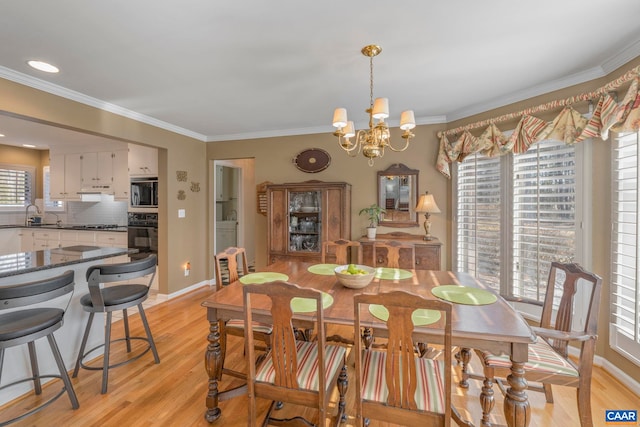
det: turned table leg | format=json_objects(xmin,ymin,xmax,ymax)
[
  {"xmin": 205, "ymin": 317, "xmax": 223, "ymax": 422},
  {"xmin": 504, "ymin": 357, "xmax": 530, "ymax": 427},
  {"xmin": 458, "ymin": 347, "xmax": 471, "ymax": 388},
  {"xmin": 362, "ymin": 327, "xmax": 374, "ymax": 349}
]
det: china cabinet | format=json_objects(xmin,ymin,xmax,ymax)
[{"xmin": 266, "ymin": 181, "xmax": 351, "ymax": 264}]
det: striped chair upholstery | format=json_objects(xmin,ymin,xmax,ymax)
[
  {"xmin": 482, "ymin": 336, "xmax": 578, "ymax": 378},
  {"xmin": 225, "ymin": 318, "xmax": 272, "ymax": 335},
  {"xmin": 256, "ymin": 340, "xmax": 346, "ymax": 391},
  {"xmin": 354, "ymin": 291, "xmax": 469, "ymax": 426},
  {"xmin": 361, "ymin": 349, "xmax": 446, "ymax": 413}
]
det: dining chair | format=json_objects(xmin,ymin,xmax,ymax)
[
  {"xmin": 0, "ymin": 270, "xmax": 79, "ymax": 424},
  {"xmin": 373, "ymin": 240, "xmax": 415, "ymax": 269},
  {"xmin": 354, "ymin": 290, "xmax": 470, "ymax": 427},
  {"xmin": 475, "ymin": 262, "xmax": 602, "ymax": 427},
  {"xmin": 73, "ymin": 254, "xmax": 160, "ymax": 394},
  {"xmin": 243, "ymin": 280, "xmax": 348, "ymax": 426},
  {"xmin": 214, "ymin": 247, "xmax": 272, "ymax": 379},
  {"xmin": 321, "ymin": 239, "xmax": 362, "ymax": 265}
]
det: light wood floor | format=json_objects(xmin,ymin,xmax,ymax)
[{"xmin": 2, "ymin": 285, "xmax": 638, "ymax": 427}]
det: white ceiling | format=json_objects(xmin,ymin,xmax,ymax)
[{"xmin": 1, "ymin": 0, "xmax": 640, "ymax": 148}]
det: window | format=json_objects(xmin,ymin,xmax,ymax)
[
  {"xmin": 43, "ymin": 166, "xmax": 64, "ymax": 211},
  {"xmin": 455, "ymin": 139, "xmax": 584, "ymax": 303},
  {"xmin": 611, "ymin": 131, "xmax": 640, "ymax": 366},
  {"xmin": 0, "ymin": 164, "xmax": 35, "ymax": 210},
  {"xmin": 455, "ymin": 154, "xmax": 502, "ymax": 291}
]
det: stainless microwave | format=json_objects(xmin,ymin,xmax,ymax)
[{"xmin": 130, "ymin": 178, "xmax": 158, "ymax": 207}]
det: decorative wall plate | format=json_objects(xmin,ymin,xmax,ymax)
[{"xmin": 293, "ymin": 148, "xmax": 331, "ymax": 173}]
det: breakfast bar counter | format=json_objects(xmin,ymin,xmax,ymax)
[{"xmin": 0, "ymin": 245, "xmax": 138, "ymax": 405}]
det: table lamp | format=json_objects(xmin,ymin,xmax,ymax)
[{"xmin": 415, "ymin": 191, "xmax": 441, "ymax": 241}]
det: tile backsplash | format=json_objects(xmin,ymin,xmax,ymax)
[{"xmin": 0, "ymin": 199, "xmax": 128, "ymax": 226}]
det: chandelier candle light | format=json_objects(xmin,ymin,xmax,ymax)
[
  {"xmin": 332, "ymin": 45, "xmax": 416, "ymax": 166},
  {"xmin": 415, "ymin": 191, "xmax": 441, "ymax": 241}
]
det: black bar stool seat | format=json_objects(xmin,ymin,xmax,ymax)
[{"xmin": 0, "ymin": 270, "xmax": 79, "ymax": 425}]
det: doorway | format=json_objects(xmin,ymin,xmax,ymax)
[{"xmin": 211, "ymin": 159, "xmax": 256, "ymax": 267}]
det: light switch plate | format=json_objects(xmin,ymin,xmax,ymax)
[{"xmin": 178, "ymin": 209, "xmax": 186, "ymax": 218}]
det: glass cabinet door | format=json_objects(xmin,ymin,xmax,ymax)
[{"xmin": 288, "ymin": 190, "xmax": 321, "ymax": 254}]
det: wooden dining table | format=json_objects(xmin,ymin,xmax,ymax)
[{"xmin": 201, "ymin": 260, "xmax": 536, "ymax": 427}]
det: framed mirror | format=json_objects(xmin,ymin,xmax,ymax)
[{"xmin": 377, "ymin": 163, "xmax": 419, "ymax": 228}]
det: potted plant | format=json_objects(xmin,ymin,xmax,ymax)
[{"xmin": 359, "ymin": 204, "xmax": 386, "ymax": 239}]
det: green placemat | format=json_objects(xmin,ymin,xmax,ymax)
[
  {"xmin": 375, "ymin": 267, "xmax": 413, "ymax": 280},
  {"xmin": 431, "ymin": 285, "xmax": 497, "ymax": 305},
  {"xmin": 368, "ymin": 304, "xmax": 442, "ymax": 326},
  {"xmin": 291, "ymin": 292, "xmax": 333, "ymax": 313},
  {"xmin": 308, "ymin": 264, "xmax": 340, "ymax": 275},
  {"xmin": 239, "ymin": 272, "xmax": 289, "ymax": 284}
]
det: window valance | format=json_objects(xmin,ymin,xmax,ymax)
[{"xmin": 436, "ymin": 65, "xmax": 640, "ymax": 178}]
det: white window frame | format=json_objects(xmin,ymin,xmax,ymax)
[
  {"xmin": 43, "ymin": 165, "xmax": 65, "ymax": 212},
  {"xmin": 453, "ymin": 139, "xmax": 591, "ymax": 315}
]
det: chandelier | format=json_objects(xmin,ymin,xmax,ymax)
[{"xmin": 331, "ymin": 44, "xmax": 416, "ymax": 166}]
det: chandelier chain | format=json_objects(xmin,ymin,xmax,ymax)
[{"xmin": 369, "ymin": 55, "xmax": 374, "ymax": 110}]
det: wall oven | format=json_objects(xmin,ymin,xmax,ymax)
[
  {"xmin": 130, "ymin": 178, "xmax": 158, "ymax": 208},
  {"xmin": 128, "ymin": 212, "xmax": 158, "ymax": 262}
]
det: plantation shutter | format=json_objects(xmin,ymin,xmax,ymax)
[
  {"xmin": 456, "ymin": 153, "xmax": 502, "ymax": 291},
  {"xmin": 0, "ymin": 165, "xmax": 33, "ymax": 207},
  {"xmin": 611, "ymin": 131, "xmax": 640, "ymax": 365}
]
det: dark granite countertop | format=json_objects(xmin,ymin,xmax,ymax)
[{"xmin": 0, "ymin": 246, "xmax": 138, "ymax": 279}]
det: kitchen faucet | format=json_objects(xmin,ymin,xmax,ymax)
[
  {"xmin": 25, "ymin": 203, "xmax": 41, "ymax": 226},
  {"xmin": 44, "ymin": 211, "xmax": 63, "ymax": 227}
]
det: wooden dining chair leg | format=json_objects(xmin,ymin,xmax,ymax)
[
  {"xmin": 543, "ymin": 383, "xmax": 554, "ymax": 403},
  {"xmin": 577, "ymin": 384, "xmax": 593, "ymax": 427},
  {"xmin": 337, "ymin": 365, "xmax": 348, "ymax": 423}
]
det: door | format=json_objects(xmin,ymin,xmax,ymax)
[{"xmin": 211, "ymin": 159, "xmax": 255, "ymax": 268}]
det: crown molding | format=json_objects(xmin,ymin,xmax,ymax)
[
  {"xmin": 446, "ymin": 40, "xmax": 640, "ymax": 123},
  {"xmin": 0, "ymin": 66, "xmax": 208, "ymax": 142}
]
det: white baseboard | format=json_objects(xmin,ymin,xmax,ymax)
[
  {"xmin": 568, "ymin": 347, "xmax": 640, "ymax": 397},
  {"xmin": 164, "ymin": 279, "xmax": 213, "ymax": 300}
]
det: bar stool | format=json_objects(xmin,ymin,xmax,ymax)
[
  {"xmin": 73, "ymin": 254, "xmax": 159, "ymax": 394},
  {"xmin": 0, "ymin": 270, "xmax": 79, "ymax": 424}
]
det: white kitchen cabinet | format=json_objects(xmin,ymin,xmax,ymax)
[
  {"xmin": 215, "ymin": 165, "xmax": 233, "ymax": 201},
  {"xmin": 80, "ymin": 150, "xmax": 129, "ymax": 200},
  {"xmin": 32, "ymin": 229, "xmax": 60, "ymax": 250},
  {"xmin": 96, "ymin": 231, "xmax": 127, "ymax": 248},
  {"xmin": 129, "ymin": 144, "xmax": 158, "ymax": 177},
  {"xmin": 0, "ymin": 229, "xmax": 20, "ymax": 255},
  {"xmin": 49, "ymin": 153, "xmax": 82, "ymax": 200},
  {"xmin": 112, "ymin": 150, "xmax": 130, "ymax": 199},
  {"xmin": 18, "ymin": 229, "xmax": 34, "ymax": 252}
]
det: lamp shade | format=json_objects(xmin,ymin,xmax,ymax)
[
  {"xmin": 415, "ymin": 192, "xmax": 441, "ymax": 213},
  {"xmin": 333, "ymin": 108, "xmax": 348, "ymax": 128},
  {"xmin": 372, "ymin": 98, "xmax": 389, "ymax": 119},
  {"xmin": 400, "ymin": 110, "xmax": 416, "ymax": 130},
  {"xmin": 344, "ymin": 121, "xmax": 355, "ymax": 137}
]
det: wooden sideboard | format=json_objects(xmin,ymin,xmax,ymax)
[{"xmin": 359, "ymin": 232, "xmax": 442, "ymax": 270}]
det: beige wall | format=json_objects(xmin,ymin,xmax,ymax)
[
  {"xmin": 0, "ymin": 79, "xmax": 208, "ymax": 295},
  {"xmin": 206, "ymin": 125, "xmax": 448, "ymax": 269}
]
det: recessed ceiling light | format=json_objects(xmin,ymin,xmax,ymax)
[
  {"xmin": 0, "ymin": 133, "xmax": 5, "ymax": 137},
  {"xmin": 27, "ymin": 60, "xmax": 59, "ymax": 73},
  {"xmin": 22, "ymin": 144, "xmax": 37, "ymax": 148}
]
